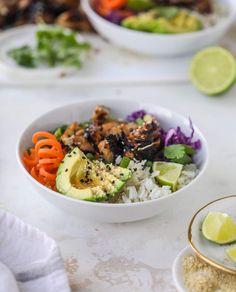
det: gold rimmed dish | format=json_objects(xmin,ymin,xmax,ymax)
[{"xmin": 188, "ymin": 195, "xmax": 236, "ymax": 274}]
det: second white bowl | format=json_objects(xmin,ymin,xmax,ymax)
[{"xmin": 82, "ymin": 0, "xmax": 236, "ymax": 57}]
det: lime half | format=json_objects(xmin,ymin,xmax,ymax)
[
  {"xmin": 153, "ymin": 161, "xmax": 183, "ymax": 191},
  {"xmin": 202, "ymin": 211, "xmax": 236, "ymax": 244},
  {"xmin": 190, "ymin": 47, "xmax": 236, "ymax": 96},
  {"xmin": 226, "ymin": 245, "xmax": 236, "ymax": 263}
]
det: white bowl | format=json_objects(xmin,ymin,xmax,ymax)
[
  {"xmin": 82, "ymin": 0, "xmax": 236, "ymax": 57},
  {"xmin": 16, "ymin": 99, "xmax": 208, "ymax": 223}
]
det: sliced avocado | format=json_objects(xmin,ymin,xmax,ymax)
[
  {"xmin": 56, "ymin": 147, "xmax": 129, "ymax": 202},
  {"xmin": 121, "ymin": 8, "xmax": 203, "ymax": 34},
  {"xmin": 94, "ymin": 161, "xmax": 132, "ymax": 181}
]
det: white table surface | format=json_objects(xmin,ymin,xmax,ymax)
[{"xmin": 1, "ymin": 21, "xmax": 236, "ymax": 291}]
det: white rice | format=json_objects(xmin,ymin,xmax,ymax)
[{"xmin": 120, "ymin": 160, "xmax": 199, "ymax": 204}]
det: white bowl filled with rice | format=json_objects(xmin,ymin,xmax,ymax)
[{"xmin": 17, "ymin": 99, "xmax": 208, "ymax": 223}]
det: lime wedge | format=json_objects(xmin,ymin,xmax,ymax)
[
  {"xmin": 226, "ymin": 245, "xmax": 236, "ymax": 263},
  {"xmin": 202, "ymin": 211, "xmax": 236, "ymax": 244},
  {"xmin": 190, "ymin": 47, "xmax": 236, "ymax": 96},
  {"xmin": 152, "ymin": 161, "xmax": 183, "ymax": 191}
]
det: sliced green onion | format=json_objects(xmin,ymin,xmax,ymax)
[
  {"xmin": 145, "ymin": 161, "xmax": 153, "ymax": 168},
  {"xmin": 119, "ymin": 156, "xmax": 131, "ymax": 168},
  {"xmin": 54, "ymin": 125, "xmax": 67, "ymax": 139},
  {"xmin": 81, "ymin": 121, "xmax": 91, "ymax": 128},
  {"xmin": 86, "ymin": 153, "xmax": 95, "ymax": 160},
  {"xmin": 136, "ymin": 118, "xmax": 144, "ymax": 125}
]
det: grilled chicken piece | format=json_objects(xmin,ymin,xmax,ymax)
[
  {"xmin": 98, "ymin": 140, "xmax": 114, "ymax": 162},
  {"xmin": 73, "ymin": 129, "xmax": 95, "ymax": 153},
  {"xmin": 120, "ymin": 122, "xmax": 138, "ymax": 136},
  {"xmin": 127, "ymin": 119, "xmax": 160, "ymax": 145},
  {"xmin": 61, "ymin": 122, "xmax": 79, "ymax": 140},
  {"xmin": 136, "ymin": 141, "xmax": 161, "ymax": 160},
  {"xmin": 56, "ymin": 9, "xmax": 94, "ymax": 31},
  {"xmin": 101, "ymin": 121, "xmax": 122, "ymax": 136},
  {"xmin": 92, "ymin": 105, "xmax": 110, "ymax": 126}
]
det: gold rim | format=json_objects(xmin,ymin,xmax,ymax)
[{"xmin": 188, "ymin": 195, "xmax": 236, "ymax": 275}]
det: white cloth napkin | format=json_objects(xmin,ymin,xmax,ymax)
[{"xmin": 0, "ymin": 209, "xmax": 71, "ymax": 292}]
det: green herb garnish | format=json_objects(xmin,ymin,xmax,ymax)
[
  {"xmin": 8, "ymin": 45, "xmax": 36, "ymax": 68},
  {"xmin": 54, "ymin": 125, "xmax": 67, "ymax": 140},
  {"xmin": 164, "ymin": 144, "xmax": 195, "ymax": 165},
  {"xmin": 7, "ymin": 26, "xmax": 90, "ymax": 69}
]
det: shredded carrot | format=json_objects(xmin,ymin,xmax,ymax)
[
  {"xmin": 105, "ymin": 0, "xmax": 127, "ymax": 10},
  {"xmin": 23, "ymin": 131, "xmax": 65, "ymax": 189},
  {"xmin": 94, "ymin": 0, "xmax": 127, "ymax": 16},
  {"xmin": 32, "ymin": 131, "xmax": 57, "ymax": 144}
]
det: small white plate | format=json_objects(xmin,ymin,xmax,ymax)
[
  {"xmin": 188, "ymin": 195, "xmax": 236, "ymax": 274},
  {"xmin": 0, "ymin": 25, "xmax": 191, "ymax": 85},
  {"xmin": 172, "ymin": 246, "xmax": 192, "ymax": 292}
]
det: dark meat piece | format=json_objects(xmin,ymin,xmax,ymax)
[
  {"xmin": 194, "ymin": 0, "xmax": 212, "ymax": 14},
  {"xmin": 0, "ymin": 0, "xmax": 94, "ymax": 31},
  {"xmin": 84, "ymin": 125, "xmax": 103, "ymax": 151},
  {"xmin": 136, "ymin": 141, "xmax": 161, "ymax": 160},
  {"xmin": 60, "ymin": 108, "xmax": 163, "ymax": 163},
  {"xmin": 120, "ymin": 122, "xmax": 138, "ymax": 136},
  {"xmin": 0, "ymin": 0, "xmax": 18, "ymax": 27},
  {"xmin": 73, "ymin": 129, "xmax": 95, "ymax": 153},
  {"xmin": 61, "ymin": 122, "xmax": 79, "ymax": 141},
  {"xmin": 101, "ymin": 121, "xmax": 122, "ymax": 136},
  {"xmin": 125, "ymin": 118, "xmax": 162, "ymax": 160},
  {"xmin": 153, "ymin": 0, "xmax": 212, "ymax": 14},
  {"xmin": 56, "ymin": 9, "xmax": 93, "ymax": 31},
  {"xmin": 98, "ymin": 140, "xmax": 114, "ymax": 163},
  {"xmin": 92, "ymin": 105, "xmax": 110, "ymax": 126},
  {"xmin": 127, "ymin": 118, "xmax": 160, "ymax": 147}
]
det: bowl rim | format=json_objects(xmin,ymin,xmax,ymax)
[
  {"xmin": 16, "ymin": 98, "xmax": 209, "ymax": 208},
  {"xmin": 188, "ymin": 195, "xmax": 236, "ymax": 275},
  {"xmin": 82, "ymin": 0, "xmax": 236, "ymax": 40},
  {"xmin": 172, "ymin": 245, "xmax": 192, "ymax": 292}
]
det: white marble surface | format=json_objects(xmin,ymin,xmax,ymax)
[
  {"xmin": 1, "ymin": 81, "xmax": 236, "ymax": 291},
  {"xmin": 0, "ymin": 19, "xmax": 236, "ymax": 292}
]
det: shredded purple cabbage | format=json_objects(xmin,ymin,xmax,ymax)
[
  {"xmin": 104, "ymin": 11, "xmax": 126, "ymax": 25},
  {"xmin": 163, "ymin": 118, "xmax": 201, "ymax": 150},
  {"xmin": 126, "ymin": 110, "xmax": 147, "ymax": 122}
]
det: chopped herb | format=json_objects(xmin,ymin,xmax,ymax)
[
  {"xmin": 145, "ymin": 161, "xmax": 153, "ymax": 168},
  {"xmin": 164, "ymin": 144, "xmax": 195, "ymax": 165},
  {"xmin": 8, "ymin": 45, "xmax": 36, "ymax": 68},
  {"xmin": 8, "ymin": 25, "xmax": 91, "ymax": 69}
]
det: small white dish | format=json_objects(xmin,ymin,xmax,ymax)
[
  {"xmin": 0, "ymin": 25, "xmax": 85, "ymax": 79},
  {"xmin": 82, "ymin": 0, "xmax": 236, "ymax": 56},
  {"xmin": 16, "ymin": 98, "xmax": 208, "ymax": 223},
  {"xmin": 172, "ymin": 246, "xmax": 193, "ymax": 292},
  {"xmin": 0, "ymin": 25, "xmax": 190, "ymax": 84},
  {"xmin": 188, "ymin": 195, "xmax": 236, "ymax": 274}
]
